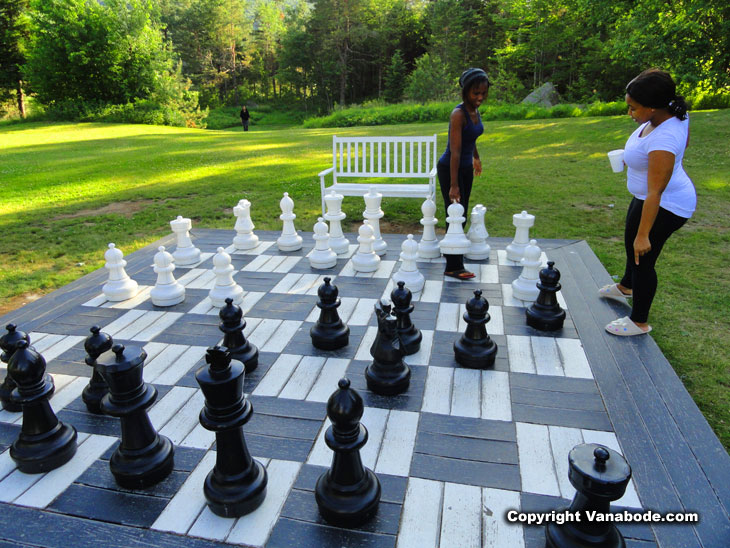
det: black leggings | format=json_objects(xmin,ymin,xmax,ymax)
[
  {"xmin": 620, "ymin": 198, "xmax": 687, "ymax": 323},
  {"xmin": 438, "ymin": 162, "xmax": 474, "ymax": 272}
]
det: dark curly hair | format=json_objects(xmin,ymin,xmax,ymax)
[
  {"xmin": 626, "ymin": 69, "xmax": 688, "ymax": 120},
  {"xmin": 459, "ymin": 68, "xmax": 490, "ymax": 103}
]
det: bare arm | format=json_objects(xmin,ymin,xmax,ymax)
[
  {"xmin": 633, "ymin": 150, "xmax": 675, "ymax": 264},
  {"xmin": 473, "ymin": 144, "xmax": 482, "ymax": 176},
  {"xmin": 448, "ymin": 108, "xmax": 465, "ymax": 203}
]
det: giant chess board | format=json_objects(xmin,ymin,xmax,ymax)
[{"xmin": 0, "ymin": 229, "xmax": 728, "ymax": 548}]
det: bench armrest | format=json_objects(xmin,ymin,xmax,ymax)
[{"xmin": 318, "ymin": 167, "xmax": 335, "ymax": 177}]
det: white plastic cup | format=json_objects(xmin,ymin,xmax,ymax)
[{"xmin": 607, "ymin": 149, "xmax": 625, "ymax": 173}]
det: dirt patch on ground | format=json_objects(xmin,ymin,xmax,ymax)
[
  {"xmin": 0, "ymin": 292, "xmax": 44, "ymax": 317},
  {"xmin": 54, "ymin": 200, "xmax": 154, "ymax": 220}
]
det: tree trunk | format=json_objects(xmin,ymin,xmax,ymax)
[{"xmin": 16, "ymin": 80, "xmax": 25, "ymax": 118}]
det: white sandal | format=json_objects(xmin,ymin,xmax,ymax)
[
  {"xmin": 598, "ymin": 283, "xmax": 631, "ymax": 300},
  {"xmin": 605, "ymin": 316, "xmax": 652, "ymax": 336}
]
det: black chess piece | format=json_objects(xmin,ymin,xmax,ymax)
[
  {"xmin": 454, "ymin": 289, "xmax": 498, "ymax": 369},
  {"xmin": 364, "ymin": 300, "xmax": 411, "ymax": 396},
  {"xmin": 195, "ymin": 346, "xmax": 267, "ymax": 517},
  {"xmin": 8, "ymin": 340, "xmax": 77, "ymax": 473},
  {"xmin": 0, "ymin": 323, "xmax": 30, "ymax": 412},
  {"xmin": 82, "ymin": 326, "xmax": 113, "ymax": 414},
  {"xmin": 390, "ymin": 281, "xmax": 421, "ymax": 356},
  {"xmin": 546, "ymin": 444, "xmax": 632, "ymax": 548},
  {"xmin": 220, "ymin": 297, "xmax": 258, "ymax": 373},
  {"xmin": 96, "ymin": 343, "xmax": 174, "ymax": 488},
  {"xmin": 311, "ymin": 277, "xmax": 349, "ymax": 350},
  {"xmin": 315, "ymin": 378, "xmax": 381, "ymax": 526},
  {"xmin": 526, "ymin": 261, "xmax": 566, "ymax": 331}
]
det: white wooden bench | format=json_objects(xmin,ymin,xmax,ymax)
[{"xmin": 318, "ymin": 135, "xmax": 438, "ymax": 214}]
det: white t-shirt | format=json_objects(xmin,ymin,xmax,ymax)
[{"xmin": 623, "ymin": 115, "xmax": 696, "ymax": 218}]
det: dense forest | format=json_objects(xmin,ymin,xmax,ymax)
[{"xmin": 1, "ymin": 0, "xmax": 729, "ymax": 120}]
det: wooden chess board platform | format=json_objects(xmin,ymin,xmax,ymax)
[{"xmin": 0, "ymin": 229, "xmax": 728, "ymax": 548}]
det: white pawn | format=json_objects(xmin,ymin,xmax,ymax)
[
  {"xmin": 512, "ymin": 239, "xmax": 542, "ymax": 302},
  {"xmin": 277, "ymin": 192, "xmax": 303, "ymax": 251},
  {"xmin": 351, "ymin": 222, "xmax": 380, "ymax": 273},
  {"xmin": 170, "ymin": 215, "xmax": 201, "ymax": 266},
  {"xmin": 466, "ymin": 204, "xmax": 490, "ymax": 260},
  {"xmin": 439, "ymin": 203, "xmax": 470, "ymax": 256},
  {"xmin": 363, "ymin": 186, "xmax": 387, "ymax": 256},
  {"xmin": 506, "ymin": 210, "xmax": 535, "ymax": 262},
  {"xmin": 150, "ymin": 246, "xmax": 185, "ymax": 307},
  {"xmin": 209, "ymin": 247, "xmax": 244, "ymax": 308},
  {"xmin": 309, "ymin": 217, "xmax": 338, "ymax": 269},
  {"xmin": 233, "ymin": 199, "xmax": 259, "ymax": 250},
  {"xmin": 102, "ymin": 243, "xmax": 139, "ymax": 302},
  {"xmin": 393, "ymin": 235, "xmax": 425, "ymax": 293},
  {"xmin": 418, "ymin": 195, "xmax": 440, "ymax": 259},
  {"xmin": 324, "ymin": 190, "xmax": 350, "ymax": 255}
]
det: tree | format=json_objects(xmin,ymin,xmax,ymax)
[
  {"xmin": 0, "ymin": 0, "xmax": 30, "ymax": 116},
  {"xmin": 404, "ymin": 52, "xmax": 455, "ymax": 102},
  {"xmin": 384, "ymin": 49, "xmax": 406, "ymax": 102}
]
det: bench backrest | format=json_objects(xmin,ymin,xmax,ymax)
[{"xmin": 332, "ymin": 135, "xmax": 438, "ymax": 178}]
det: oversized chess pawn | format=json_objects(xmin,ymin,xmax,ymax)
[
  {"xmin": 390, "ymin": 281, "xmax": 421, "ymax": 356},
  {"xmin": 512, "ymin": 239, "xmax": 542, "ymax": 302},
  {"xmin": 439, "ymin": 203, "xmax": 471, "ymax": 256},
  {"xmin": 209, "ymin": 247, "xmax": 244, "ymax": 308},
  {"xmin": 309, "ymin": 217, "xmax": 338, "ymax": 269},
  {"xmin": 96, "ymin": 343, "xmax": 174, "ymax": 488},
  {"xmin": 150, "ymin": 246, "xmax": 185, "ymax": 307},
  {"xmin": 465, "ymin": 204, "xmax": 490, "ymax": 260},
  {"xmin": 170, "ymin": 215, "xmax": 201, "ymax": 266},
  {"xmin": 324, "ymin": 190, "xmax": 350, "ymax": 255},
  {"xmin": 506, "ymin": 210, "xmax": 535, "ymax": 262},
  {"xmin": 365, "ymin": 300, "xmax": 410, "ymax": 396},
  {"xmin": 196, "ymin": 347, "xmax": 268, "ymax": 517},
  {"xmin": 315, "ymin": 378, "xmax": 381, "ymax": 526},
  {"xmin": 311, "ymin": 277, "xmax": 350, "ymax": 350},
  {"xmin": 546, "ymin": 444, "xmax": 632, "ymax": 548},
  {"xmin": 8, "ymin": 341, "xmax": 77, "ymax": 473},
  {"xmin": 81, "ymin": 326, "xmax": 113, "ymax": 414},
  {"xmin": 363, "ymin": 187, "xmax": 387, "ymax": 256},
  {"xmin": 351, "ymin": 222, "xmax": 380, "ymax": 273},
  {"xmin": 418, "ymin": 196, "xmax": 441, "ymax": 259},
  {"xmin": 454, "ymin": 289, "xmax": 498, "ymax": 369},
  {"xmin": 220, "ymin": 297, "xmax": 258, "ymax": 373},
  {"xmin": 392, "ymin": 235, "xmax": 425, "ymax": 294},
  {"xmin": 526, "ymin": 261, "xmax": 566, "ymax": 331},
  {"xmin": 233, "ymin": 199, "xmax": 260, "ymax": 250},
  {"xmin": 0, "ymin": 323, "xmax": 30, "ymax": 412},
  {"xmin": 277, "ymin": 192, "xmax": 303, "ymax": 252},
  {"xmin": 102, "ymin": 243, "xmax": 139, "ymax": 302}
]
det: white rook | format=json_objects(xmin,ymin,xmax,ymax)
[
  {"xmin": 324, "ymin": 190, "xmax": 350, "ymax": 255},
  {"xmin": 170, "ymin": 215, "xmax": 201, "ymax": 266},
  {"xmin": 506, "ymin": 210, "xmax": 535, "ymax": 262},
  {"xmin": 277, "ymin": 192, "xmax": 303, "ymax": 252},
  {"xmin": 418, "ymin": 196, "xmax": 440, "ymax": 259},
  {"xmin": 102, "ymin": 243, "xmax": 139, "ymax": 301},
  {"xmin": 150, "ymin": 246, "xmax": 185, "ymax": 307},
  {"xmin": 232, "ymin": 199, "xmax": 260, "ymax": 250}
]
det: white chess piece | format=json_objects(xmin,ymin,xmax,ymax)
[
  {"xmin": 309, "ymin": 217, "xmax": 338, "ymax": 269},
  {"xmin": 102, "ymin": 243, "xmax": 139, "ymax": 301},
  {"xmin": 233, "ymin": 199, "xmax": 259, "ymax": 250},
  {"xmin": 466, "ymin": 204, "xmax": 490, "ymax": 260},
  {"xmin": 351, "ymin": 222, "xmax": 380, "ymax": 273},
  {"xmin": 506, "ymin": 210, "xmax": 535, "ymax": 262},
  {"xmin": 438, "ymin": 203, "xmax": 470, "ymax": 256},
  {"xmin": 324, "ymin": 190, "xmax": 350, "ymax": 255},
  {"xmin": 512, "ymin": 239, "xmax": 542, "ymax": 302},
  {"xmin": 392, "ymin": 234, "xmax": 425, "ymax": 293},
  {"xmin": 209, "ymin": 247, "xmax": 244, "ymax": 307},
  {"xmin": 277, "ymin": 192, "xmax": 303, "ymax": 251},
  {"xmin": 418, "ymin": 195, "xmax": 440, "ymax": 259},
  {"xmin": 150, "ymin": 246, "xmax": 185, "ymax": 306},
  {"xmin": 170, "ymin": 215, "xmax": 201, "ymax": 266},
  {"xmin": 363, "ymin": 186, "xmax": 387, "ymax": 256}
]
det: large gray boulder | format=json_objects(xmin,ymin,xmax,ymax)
[{"xmin": 521, "ymin": 82, "xmax": 560, "ymax": 107}]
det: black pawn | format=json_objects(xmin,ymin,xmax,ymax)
[
  {"xmin": 0, "ymin": 323, "xmax": 30, "ymax": 412},
  {"xmin": 390, "ymin": 281, "xmax": 421, "ymax": 356},
  {"xmin": 546, "ymin": 444, "xmax": 631, "ymax": 548},
  {"xmin": 96, "ymin": 343, "xmax": 174, "ymax": 488},
  {"xmin": 526, "ymin": 261, "xmax": 566, "ymax": 331},
  {"xmin": 311, "ymin": 277, "xmax": 349, "ymax": 350},
  {"xmin": 454, "ymin": 289, "xmax": 498, "ymax": 369},
  {"xmin": 315, "ymin": 378, "xmax": 381, "ymax": 526},
  {"xmin": 195, "ymin": 346, "xmax": 267, "ymax": 517},
  {"xmin": 365, "ymin": 300, "xmax": 411, "ymax": 396},
  {"xmin": 8, "ymin": 340, "xmax": 77, "ymax": 473},
  {"xmin": 220, "ymin": 297, "xmax": 258, "ymax": 373},
  {"xmin": 82, "ymin": 326, "xmax": 113, "ymax": 414}
]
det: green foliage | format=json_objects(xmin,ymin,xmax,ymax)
[
  {"xmin": 404, "ymin": 54, "xmax": 457, "ymax": 103},
  {"xmin": 0, "ymin": 0, "xmax": 30, "ymax": 113},
  {"xmin": 204, "ymin": 104, "xmax": 304, "ymax": 129},
  {"xmin": 384, "ymin": 50, "xmax": 407, "ymax": 104}
]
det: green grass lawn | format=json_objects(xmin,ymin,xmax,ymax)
[{"xmin": 1, "ymin": 114, "xmax": 728, "ymax": 449}]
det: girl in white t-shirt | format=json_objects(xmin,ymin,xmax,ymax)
[{"xmin": 600, "ymin": 69, "xmax": 696, "ymax": 336}]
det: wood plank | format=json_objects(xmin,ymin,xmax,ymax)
[
  {"xmin": 420, "ymin": 280, "xmax": 442, "ymax": 303},
  {"xmin": 247, "ymin": 318, "xmax": 282, "ymax": 349},
  {"xmin": 159, "ymin": 389, "xmax": 206, "ymax": 445},
  {"xmin": 531, "ymin": 336, "xmax": 563, "ymax": 376},
  {"xmin": 133, "ymin": 312, "xmax": 184, "ymax": 341},
  {"xmin": 507, "ymin": 335, "xmax": 535, "ymax": 374},
  {"xmin": 547, "ymin": 425, "xmax": 584, "ymax": 499},
  {"xmin": 153, "ymin": 345, "xmax": 207, "ymax": 386},
  {"xmin": 421, "ymin": 366, "xmax": 453, "ymax": 415},
  {"xmin": 261, "ymin": 320, "xmax": 300, "ymax": 353},
  {"xmin": 148, "ymin": 386, "xmax": 197, "ymax": 430},
  {"xmin": 405, "ymin": 329, "xmax": 433, "ymax": 366},
  {"xmin": 350, "ymin": 298, "xmax": 378, "ymax": 326},
  {"xmin": 515, "ymin": 422, "xmax": 560, "ymax": 496},
  {"xmin": 439, "ymin": 482, "xmax": 481, "ymax": 548},
  {"xmin": 375, "ymin": 410, "xmax": 419, "ymax": 477},
  {"xmin": 556, "ymin": 337, "xmax": 593, "ymax": 379},
  {"xmin": 144, "ymin": 344, "xmax": 188, "ymax": 382},
  {"xmin": 279, "ymin": 356, "xmax": 326, "ymax": 400},
  {"xmin": 482, "ymin": 487, "xmax": 524, "ymax": 548},
  {"xmin": 359, "ymin": 407, "xmax": 390, "ymax": 471},
  {"xmin": 355, "ymin": 326, "xmax": 379, "ymax": 361},
  {"xmin": 481, "ymin": 370, "xmax": 512, "ymax": 421},
  {"xmin": 396, "ymin": 478, "xmax": 443, "ymax": 548},
  {"xmin": 270, "ymin": 273, "xmax": 300, "ymax": 294},
  {"xmin": 306, "ymin": 358, "xmax": 350, "ymax": 403},
  {"xmin": 450, "ymin": 368, "xmax": 481, "ymax": 418},
  {"xmin": 436, "ymin": 303, "xmax": 459, "ymax": 332},
  {"xmin": 252, "ymin": 354, "xmax": 302, "ymax": 397}
]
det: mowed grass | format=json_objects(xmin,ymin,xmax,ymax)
[{"xmin": 1, "ymin": 113, "xmax": 729, "ymax": 449}]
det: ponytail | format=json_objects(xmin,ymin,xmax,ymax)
[{"xmin": 667, "ymin": 95, "xmax": 688, "ymax": 120}]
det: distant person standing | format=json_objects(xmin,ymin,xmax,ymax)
[{"xmin": 240, "ymin": 106, "xmax": 250, "ymax": 131}]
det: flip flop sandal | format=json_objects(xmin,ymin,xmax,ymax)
[
  {"xmin": 444, "ymin": 269, "xmax": 476, "ymax": 280},
  {"xmin": 598, "ymin": 283, "xmax": 632, "ymax": 300},
  {"xmin": 605, "ymin": 316, "xmax": 652, "ymax": 336}
]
